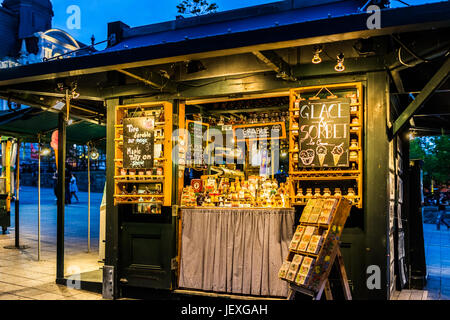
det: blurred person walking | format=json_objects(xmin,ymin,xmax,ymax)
[
  {"xmin": 436, "ymin": 193, "xmax": 449, "ymax": 230},
  {"xmin": 69, "ymin": 173, "xmax": 79, "ymax": 203}
]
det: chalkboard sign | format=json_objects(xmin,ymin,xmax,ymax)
[
  {"xmin": 233, "ymin": 122, "xmax": 286, "ymax": 142},
  {"xmin": 123, "ymin": 117, "xmax": 155, "ymax": 169},
  {"xmin": 186, "ymin": 120, "xmax": 209, "ymax": 166},
  {"xmin": 298, "ymin": 98, "xmax": 350, "ymax": 167}
]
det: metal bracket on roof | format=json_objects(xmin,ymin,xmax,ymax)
[
  {"xmin": 391, "ymin": 56, "xmax": 450, "ymax": 138},
  {"xmin": 252, "ymin": 50, "xmax": 297, "ymax": 82}
]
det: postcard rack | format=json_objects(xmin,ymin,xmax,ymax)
[
  {"xmin": 288, "ymin": 83, "xmax": 363, "ymax": 208},
  {"xmin": 114, "ymin": 102, "xmax": 173, "ymax": 212},
  {"xmin": 278, "ymin": 197, "xmax": 352, "ymax": 300}
]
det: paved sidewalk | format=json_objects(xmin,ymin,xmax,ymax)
[
  {"xmin": 424, "ymin": 222, "xmax": 450, "ymax": 300},
  {"xmin": 0, "ymin": 186, "xmax": 105, "ymax": 300}
]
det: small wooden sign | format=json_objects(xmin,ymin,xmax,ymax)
[
  {"xmin": 123, "ymin": 117, "xmax": 155, "ymax": 169},
  {"xmin": 297, "ymin": 98, "xmax": 350, "ymax": 167},
  {"xmin": 186, "ymin": 120, "xmax": 209, "ymax": 166},
  {"xmin": 233, "ymin": 122, "xmax": 286, "ymax": 142}
]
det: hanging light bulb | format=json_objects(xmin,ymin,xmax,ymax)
[
  {"xmin": 312, "ymin": 45, "xmax": 323, "ymax": 64},
  {"xmin": 89, "ymin": 147, "xmax": 100, "ymax": 160},
  {"xmin": 40, "ymin": 145, "xmax": 51, "ymax": 156},
  {"xmin": 335, "ymin": 53, "xmax": 345, "ymax": 72}
]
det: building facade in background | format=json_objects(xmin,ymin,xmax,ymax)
[{"xmin": 0, "ymin": 0, "xmax": 93, "ymax": 110}]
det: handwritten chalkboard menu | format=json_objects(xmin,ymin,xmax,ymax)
[
  {"xmin": 123, "ymin": 117, "xmax": 155, "ymax": 169},
  {"xmin": 298, "ymin": 98, "xmax": 350, "ymax": 167},
  {"xmin": 233, "ymin": 122, "xmax": 286, "ymax": 142},
  {"xmin": 186, "ymin": 120, "xmax": 209, "ymax": 166}
]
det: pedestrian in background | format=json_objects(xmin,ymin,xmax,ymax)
[
  {"xmin": 69, "ymin": 173, "xmax": 79, "ymax": 203},
  {"xmin": 52, "ymin": 170, "xmax": 58, "ymax": 201},
  {"xmin": 436, "ymin": 193, "xmax": 449, "ymax": 230}
]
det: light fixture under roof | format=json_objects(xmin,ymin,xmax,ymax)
[
  {"xmin": 334, "ymin": 53, "xmax": 345, "ymax": 72},
  {"xmin": 312, "ymin": 45, "xmax": 323, "ymax": 64},
  {"xmin": 52, "ymin": 101, "xmax": 65, "ymax": 110},
  {"xmin": 89, "ymin": 147, "xmax": 100, "ymax": 160}
]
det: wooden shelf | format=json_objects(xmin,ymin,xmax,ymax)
[
  {"xmin": 115, "ymin": 194, "xmax": 164, "ymax": 198},
  {"xmin": 290, "ymin": 170, "xmax": 360, "ymax": 176},
  {"xmin": 113, "ymin": 101, "xmax": 172, "ymax": 209},
  {"xmin": 115, "ymin": 179, "xmax": 163, "ymax": 184},
  {"xmin": 115, "ymin": 175, "xmax": 164, "ymax": 179},
  {"xmin": 289, "ymin": 249, "xmax": 319, "ymax": 258},
  {"xmin": 114, "ymin": 200, "xmax": 164, "ymax": 205},
  {"xmin": 288, "ymin": 82, "xmax": 364, "ymax": 210},
  {"xmin": 207, "ymin": 105, "xmax": 289, "ymax": 115}
]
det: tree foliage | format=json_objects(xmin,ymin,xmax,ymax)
[
  {"xmin": 177, "ymin": 0, "xmax": 218, "ymax": 17},
  {"xmin": 410, "ymin": 135, "xmax": 450, "ymax": 186}
]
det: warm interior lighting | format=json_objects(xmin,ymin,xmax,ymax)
[
  {"xmin": 335, "ymin": 53, "xmax": 345, "ymax": 72},
  {"xmin": 52, "ymin": 101, "xmax": 65, "ymax": 110},
  {"xmin": 40, "ymin": 147, "xmax": 51, "ymax": 156},
  {"xmin": 89, "ymin": 147, "xmax": 100, "ymax": 160},
  {"xmin": 312, "ymin": 45, "xmax": 323, "ymax": 64}
]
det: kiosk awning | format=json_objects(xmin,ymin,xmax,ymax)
[{"xmin": 0, "ymin": 108, "xmax": 106, "ymax": 145}]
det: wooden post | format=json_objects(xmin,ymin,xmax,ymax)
[
  {"xmin": 38, "ymin": 137, "xmax": 41, "ymax": 261},
  {"xmin": 56, "ymin": 112, "xmax": 66, "ymax": 281},
  {"xmin": 14, "ymin": 140, "xmax": 20, "ymax": 248},
  {"xmin": 88, "ymin": 143, "xmax": 91, "ymax": 253}
]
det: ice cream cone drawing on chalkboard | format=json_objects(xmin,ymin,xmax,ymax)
[
  {"xmin": 331, "ymin": 143, "xmax": 344, "ymax": 166},
  {"xmin": 300, "ymin": 149, "xmax": 315, "ymax": 166},
  {"xmin": 316, "ymin": 144, "xmax": 328, "ymax": 167}
]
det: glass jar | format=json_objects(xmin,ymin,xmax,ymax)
[
  {"xmin": 347, "ymin": 188, "xmax": 355, "ymax": 197},
  {"xmin": 314, "ymin": 188, "xmax": 322, "ymax": 197}
]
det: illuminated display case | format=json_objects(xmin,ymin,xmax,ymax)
[
  {"xmin": 288, "ymin": 83, "xmax": 364, "ymax": 209},
  {"xmin": 114, "ymin": 102, "xmax": 173, "ymax": 213}
]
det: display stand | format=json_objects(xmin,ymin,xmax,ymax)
[
  {"xmin": 289, "ymin": 83, "xmax": 363, "ymax": 209},
  {"xmin": 279, "ymin": 197, "xmax": 352, "ymax": 300},
  {"xmin": 114, "ymin": 102, "xmax": 173, "ymax": 211},
  {"xmin": 286, "ymin": 247, "xmax": 351, "ymax": 300}
]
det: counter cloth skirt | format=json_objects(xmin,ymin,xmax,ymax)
[{"xmin": 179, "ymin": 208, "xmax": 294, "ymax": 297}]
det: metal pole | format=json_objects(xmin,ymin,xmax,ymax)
[
  {"xmin": 88, "ymin": 144, "xmax": 91, "ymax": 253},
  {"xmin": 38, "ymin": 137, "xmax": 41, "ymax": 261},
  {"xmin": 15, "ymin": 140, "xmax": 20, "ymax": 248},
  {"xmin": 56, "ymin": 112, "xmax": 66, "ymax": 281}
]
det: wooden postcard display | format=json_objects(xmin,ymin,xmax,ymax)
[
  {"xmin": 279, "ymin": 197, "xmax": 352, "ymax": 300},
  {"xmin": 113, "ymin": 102, "xmax": 173, "ymax": 210}
]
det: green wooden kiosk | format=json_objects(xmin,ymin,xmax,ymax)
[{"xmin": 0, "ymin": 0, "xmax": 449, "ymax": 300}]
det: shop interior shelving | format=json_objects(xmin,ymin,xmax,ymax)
[
  {"xmin": 114, "ymin": 102, "xmax": 173, "ymax": 209},
  {"xmin": 288, "ymin": 83, "xmax": 363, "ymax": 209}
]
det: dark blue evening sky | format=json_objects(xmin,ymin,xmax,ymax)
[{"xmin": 50, "ymin": 0, "xmax": 440, "ymax": 48}]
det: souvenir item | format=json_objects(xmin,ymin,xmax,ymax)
[
  {"xmin": 306, "ymin": 235, "xmax": 323, "ymax": 254},
  {"xmin": 278, "ymin": 261, "xmax": 291, "ymax": 279}
]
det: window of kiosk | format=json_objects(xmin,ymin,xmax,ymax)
[
  {"xmin": 114, "ymin": 103, "xmax": 172, "ymax": 217},
  {"xmin": 181, "ymin": 95, "xmax": 291, "ymax": 208}
]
